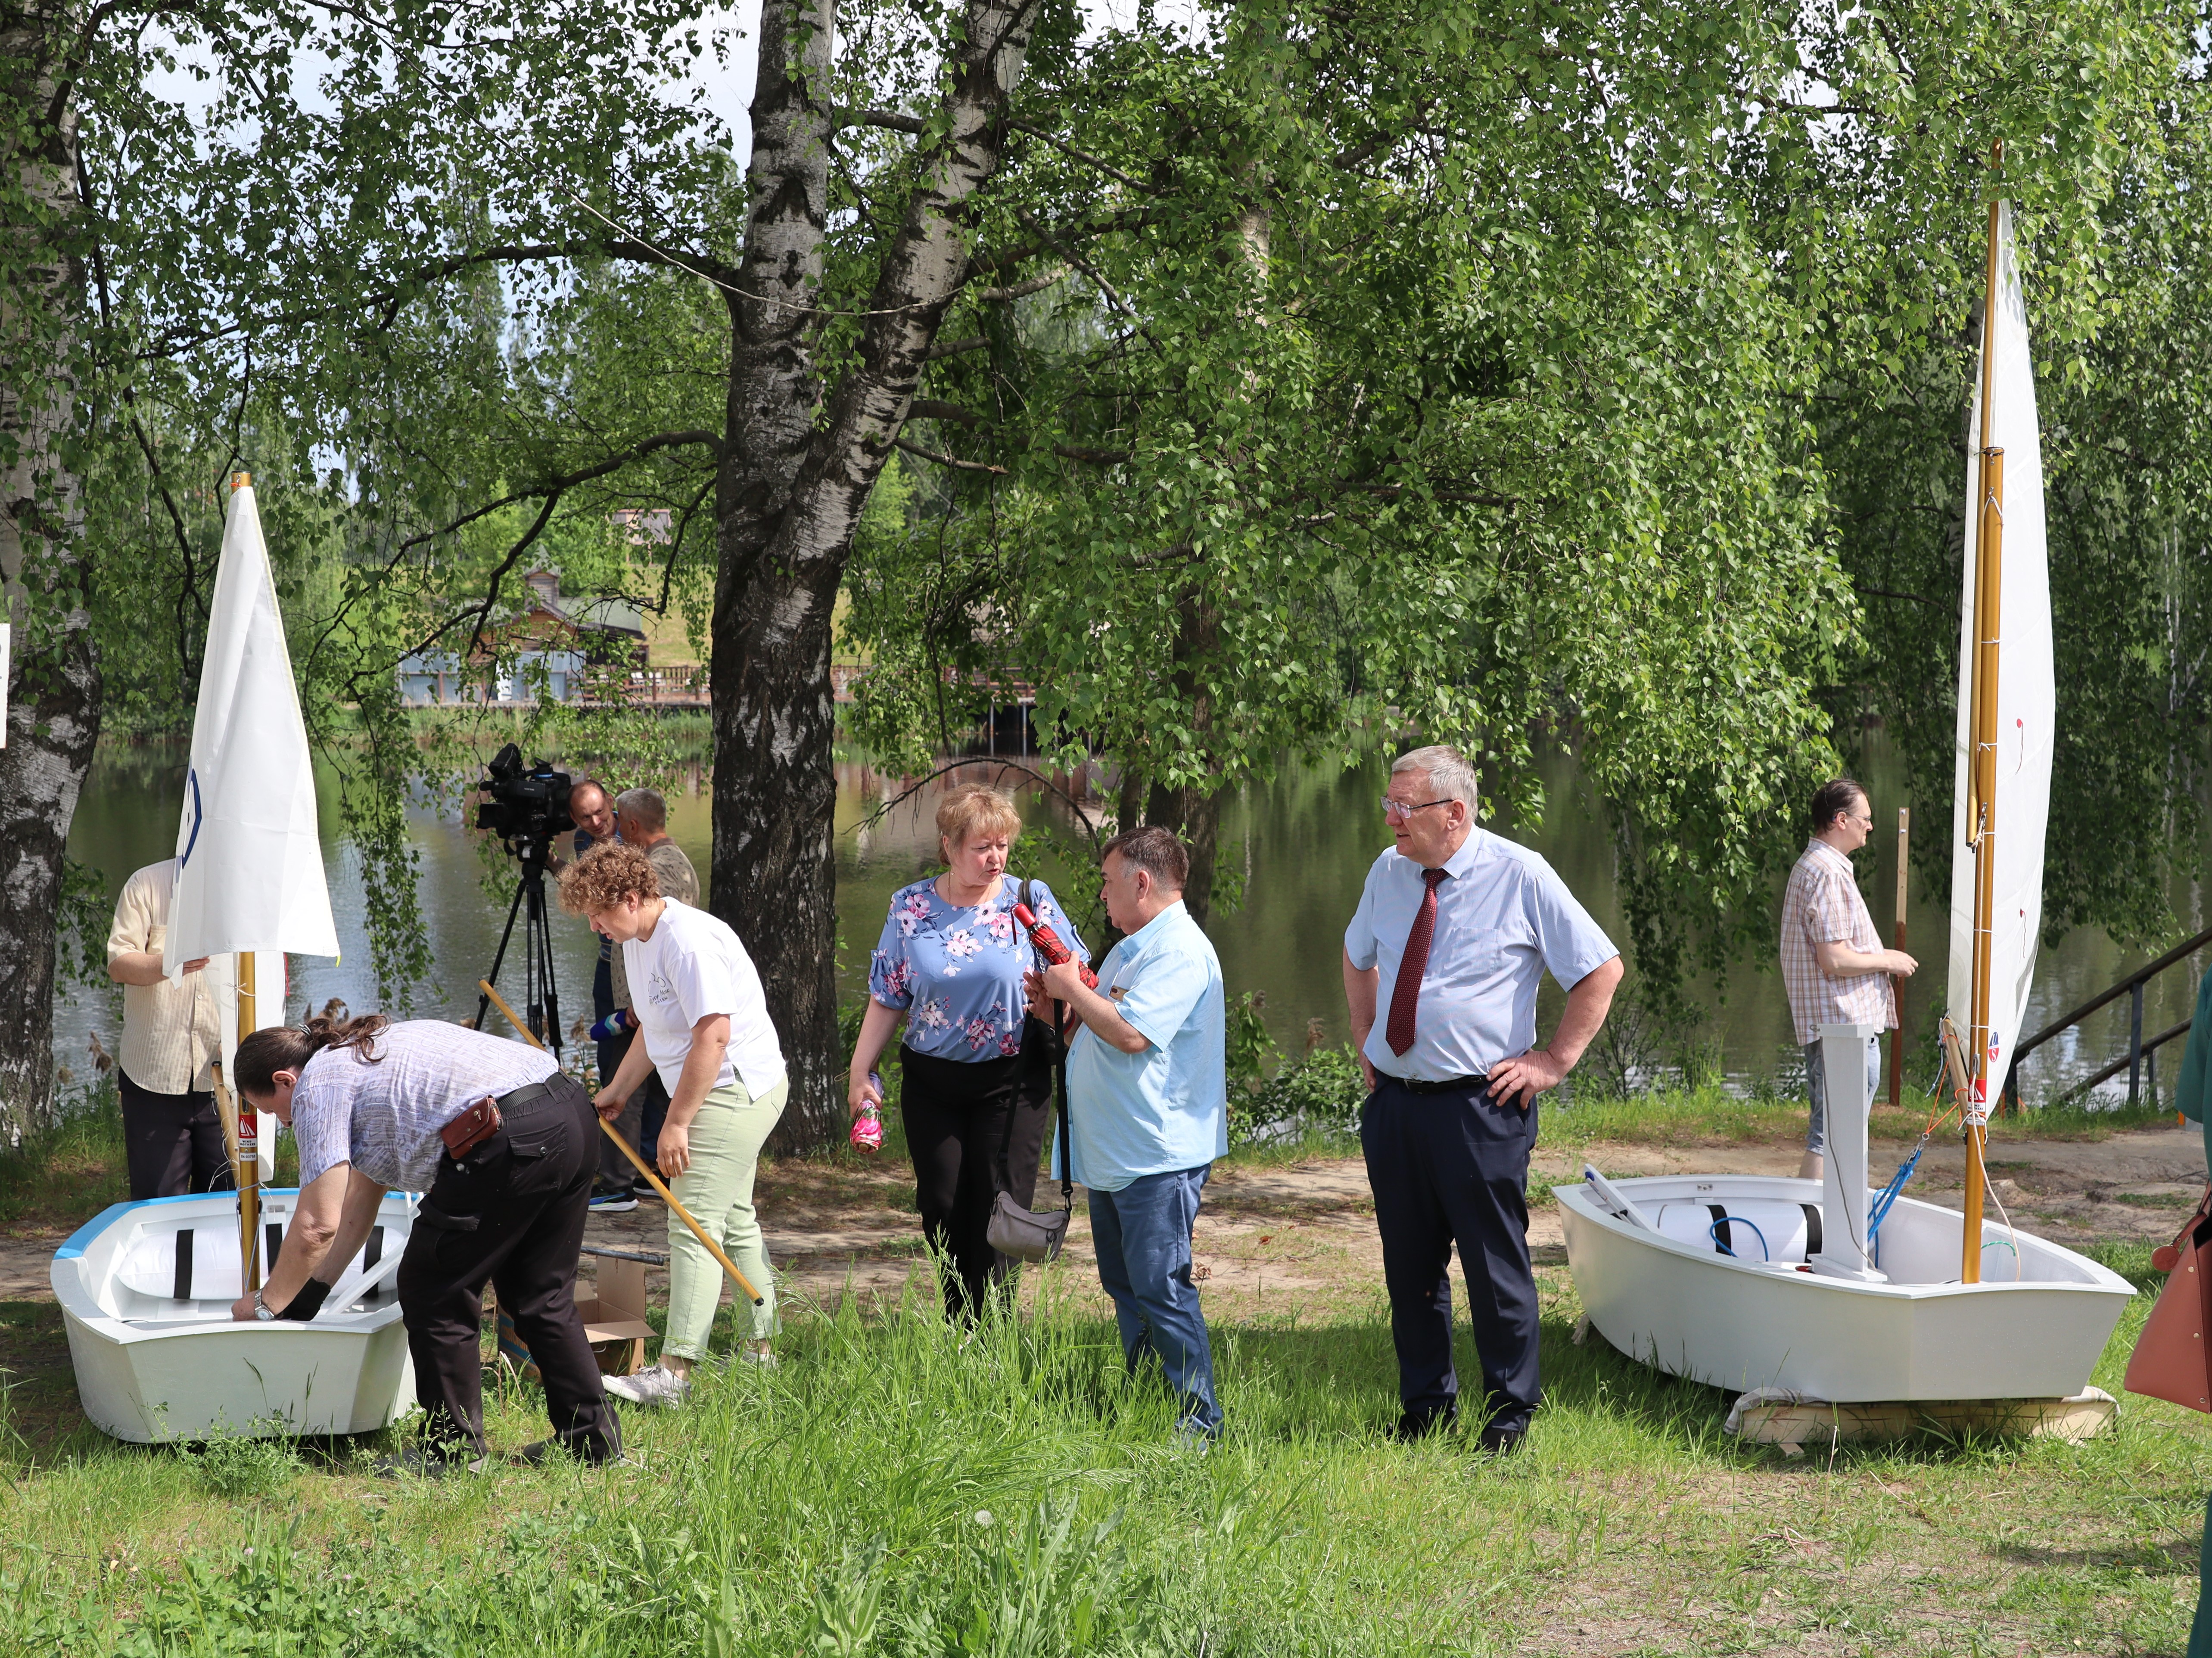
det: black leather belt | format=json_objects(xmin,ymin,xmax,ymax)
[
  {"xmin": 1388, "ymin": 1073, "xmax": 1489, "ymax": 1096},
  {"xmin": 496, "ymin": 1079, "xmax": 564, "ymax": 1113}
]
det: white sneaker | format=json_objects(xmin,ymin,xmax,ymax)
[
  {"xmin": 603, "ymin": 1363, "xmax": 691, "ymax": 1408},
  {"xmin": 727, "ymin": 1346, "xmax": 779, "ymax": 1371}
]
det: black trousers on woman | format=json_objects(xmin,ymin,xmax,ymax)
[
  {"xmin": 899, "ymin": 1038, "xmax": 1053, "ymax": 1322},
  {"xmin": 396, "ymin": 1075, "xmax": 619, "ymax": 1465}
]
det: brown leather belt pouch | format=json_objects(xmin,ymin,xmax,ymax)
[{"xmin": 441, "ymin": 1096, "xmax": 502, "ymax": 1158}]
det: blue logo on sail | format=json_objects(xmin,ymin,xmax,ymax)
[{"xmin": 179, "ymin": 769, "xmax": 203, "ymax": 868}]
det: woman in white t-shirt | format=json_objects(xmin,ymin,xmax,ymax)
[{"xmin": 558, "ymin": 842, "xmax": 788, "ymax": 1409}]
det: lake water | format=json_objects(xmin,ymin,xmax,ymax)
[{"xmin": 54, "ymin": 737, "xmax": 2208, "ymax": 1108}]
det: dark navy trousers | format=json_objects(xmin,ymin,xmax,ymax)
[{"xmin": 1360, "ymin": 1076, "xmax": 1541, "ymax": 1432}]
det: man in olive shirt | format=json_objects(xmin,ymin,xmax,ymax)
[{"xmin": 106, "ymin": 858, "xmax": 235, "ymax": 1199}]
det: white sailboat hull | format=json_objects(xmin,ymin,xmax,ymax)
[
  {"xmin": 1559, "ymin": 1175, "xmax": 2133, "ymax": 1401},
  {"xmin": 53, "ymin": 1190, "xmax": 419, "ymax": 1443}
]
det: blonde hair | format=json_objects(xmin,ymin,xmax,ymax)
[
  {"xmin": 936, "ymin": 784, "xmax": 1021, "ymax": 854},
  {"xmin": 557, "ymin": 841, "xmax": 661, "ymax": 916}
]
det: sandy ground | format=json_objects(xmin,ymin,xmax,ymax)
[
  {"xmin": 13, "ymin": 1132, "xmax": 2194, "ymax": 1326},
  {"xmin": 10, "ymin": 1126, "xmax": 2203, "ymax": 1319}
]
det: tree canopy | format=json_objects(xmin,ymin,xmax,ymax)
[{"xmin": 2, "ymin": 0, "xmax": 2206, "ymax": 1141}]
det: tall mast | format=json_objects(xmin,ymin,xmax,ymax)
[
  {"xmin": 231, "ymin": 470, "xmax": 263, "ymax": 1298},
  {"xmin": 1961, "ymin": 183, "xmax": 2005, "ymax": 1284}
]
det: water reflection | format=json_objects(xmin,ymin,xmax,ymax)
[{"xmin": 54, "ymin": 739, "xmax": 2206, "ymax": 1109}]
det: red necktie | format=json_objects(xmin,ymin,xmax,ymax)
[{"xmin": 1386, "ymin": 868, "xmax": 1447, "ymax": 1056}]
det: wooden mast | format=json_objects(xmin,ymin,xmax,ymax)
[
  {"xmin": 230, "ymin": 470, "xmax": 263, "ymax": 1297},
  {"xmin": 237, "ymin": 948, "xmax": 261, "ymax": 1293},
  {"xmin": 1961, "ymin": 184, "xmax": 2005, "ymax": 1284}
]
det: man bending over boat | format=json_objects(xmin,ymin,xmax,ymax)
[
  {"xmin": 229, "ymin": 1012, "xmax": 622, "ymax": 1476},
  {"xmin": 1779, "ymin": 777, "xmax": 1917, "ymax": 1183},
  {"xmin": 1342, "ymin": 744, "xmax": 1624, "ymax": 1454}
]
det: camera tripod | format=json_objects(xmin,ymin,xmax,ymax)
[{"xmin": 476, "ymin": 842, "xmax": 564, "ymax": 1058}]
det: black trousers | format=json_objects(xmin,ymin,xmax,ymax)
[
  {"xmin": 396, "ymin": 1074, "xmax": 620, "ymax": 1463},
  {"xmin": 1360, "ymin": 1076, "xmax": 1542, "ymax": 1433},
  {"xmin": 118, "ymin": 1068, "xmax": 236, "ymax": 1201},
  {"xmin": 899, "ymin": 1040, "xmax": 1052, "ymax": 1321}
]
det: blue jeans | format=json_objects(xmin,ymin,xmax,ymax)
[
  {"xmin": 1088, "ymin": 1167, "xmax": 1222, "ymax": 1436},
  {"xmin": 1804, "ymin": 1034, "xmax": 1883, "ymax": 1155}
]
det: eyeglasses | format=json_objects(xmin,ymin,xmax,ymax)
[{"xmin": 1381, "ymin": 796, "xmax": 1454, "ymax": 822}]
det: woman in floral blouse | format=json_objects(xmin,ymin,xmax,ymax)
[{"xmin": 848, "ymin": 784, "xmax": 1091, "ymax": 1321}]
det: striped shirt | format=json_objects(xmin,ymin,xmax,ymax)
[
  {"xmin": 290, "ymin": 1021, "xmax": 558, "ymax": 1192},
  {"xmin": 1779, "ymin": 838, "xmax": 1893, "ymax": 1044},
  {"xmin": 105, "ymin": 860, "xmax": 221, "ymax": 1094}
]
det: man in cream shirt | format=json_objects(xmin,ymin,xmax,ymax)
[{"xmin": 106, "ymin": 858, "xmax": 234, "ymax": 1199}]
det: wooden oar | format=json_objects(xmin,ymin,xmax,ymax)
[{"xmin": 477, "ymin": 979, "xmax": 763, "ymax": 1306}]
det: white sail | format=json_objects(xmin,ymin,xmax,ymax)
[
  {"xmin": 164, "ymin": 481, "xmax": 339, "ymax": 975},
  {"xmin": 1945, "ymin": 201, "xmax": 2055, "ymax": 1100}
]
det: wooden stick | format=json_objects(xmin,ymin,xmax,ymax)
[{"xmin": 477, "ymin": 979, "xmax": 764, "ymax": 1306}]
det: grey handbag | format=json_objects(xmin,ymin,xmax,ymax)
[{"xmin": 986, "ymin": 882, "xmax": 1076, "ymax": 1264}]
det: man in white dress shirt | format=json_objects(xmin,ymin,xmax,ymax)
[
  {"xmin": 1342, "ymin": 745, "xmax": 1623, "ymax": 1452},
  {"xmin": 106, "ymin": 858, "xmax": 234, "ymax": 1199}
]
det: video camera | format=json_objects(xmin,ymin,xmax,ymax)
[{"xmin": 475, "ymin": 742, "xmax": 574, "ymax": 868}]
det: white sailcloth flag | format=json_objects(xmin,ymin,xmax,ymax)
[
  {"xmin": 164, "ymin": 481, "xmax": 340, "ymax": 1176},
  {"xmin": 1946, "ymin": 200, "xmax": 2055, "ymax": 1104}
]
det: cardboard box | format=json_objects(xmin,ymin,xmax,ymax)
[
  {"xmin": 575, "ymin": 1256, "xmax": 655, "ymax": 1376},
  {"xmin": 494, "ymin": 1256, "xmax": 655, "ymax": 1380}
]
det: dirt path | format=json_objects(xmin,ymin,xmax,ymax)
[{"xmin": 9, "ymin": 1126, "xmax": 2202, "ymax": 1316}]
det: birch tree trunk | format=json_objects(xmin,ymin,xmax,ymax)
[
  {"xmin": 712, "ymin": 0, "xmax": 1039, "ymax": 1150},
  {"xmin": 0, "ymin": 0, "xmax": 98, "ymax": 1142}
]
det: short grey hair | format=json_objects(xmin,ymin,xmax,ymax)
[
  {"xmin": 614, "ymin": 787, "xmax": 668, "ymax": 832},
  {"xmin": 1391, "ymin": 745, "xmax": 1479, "ymax": 811}
]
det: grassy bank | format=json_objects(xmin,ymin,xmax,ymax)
[
  {"xmin": 2, "ymin": 1253, "xmax": 2207, "ymax": 1655},
  {"xmin": 4, "ymin": 1090, "xmax": 2204, "ymax": 1655},
  {"xmin": 0, "ymin": 1089, "xmax": 299, "ymax": 1236}
]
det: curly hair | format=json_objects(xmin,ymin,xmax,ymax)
[
  {"xmin": 235, "ymin": 1012, "xmax": 390, "ymax": 1100},
  {"xmin": 557, "ymin": 840, "xmax": 661, "ymax": 916}
]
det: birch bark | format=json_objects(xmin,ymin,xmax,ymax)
[
  {"xmin": 0, "ymin": 0, "xmax": 98, "ymax": 1140},
  {"xmin": 712, "ymin": 0, "xmax": 1038, "ymax": 1149}
]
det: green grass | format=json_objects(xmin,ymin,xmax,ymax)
[
  {"xmin": 0, "ymin": 1089, "xmax": 299, "ymax": 1235},
  {"xmin": 2, "ymin": 1255, "xmax": 2207, "ymax": 1655}
]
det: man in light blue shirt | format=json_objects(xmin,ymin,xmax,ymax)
[
  {"xmin": 1343, "ymin": 745, "xmax": 1623, "ymax": 1452},
  {"xmin": 1032, "ymin": 826, "xmax": 1226, "ymax": 1439}
]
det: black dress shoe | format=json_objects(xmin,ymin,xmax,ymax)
[
  {"xmin": 1477, "ymin": 1423, "xmax": 1527, "ymax": 1456},
  {"xmin": 1393, "ymin": 1410, "xmax": 1457, "ymax": 1444}
]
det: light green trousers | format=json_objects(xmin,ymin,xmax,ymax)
[{"xmin": 662, "ymin": 1076, "xmax": 787, "ymax": 1358}]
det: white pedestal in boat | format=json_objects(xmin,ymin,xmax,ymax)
[
  {"xmin": 1557, "ymin": 1173, "xmax": 2134, "ymax": 1401},
  {"xmin": 52, "ymin": 1189, "xmax": 419, "ymax": 1443}
]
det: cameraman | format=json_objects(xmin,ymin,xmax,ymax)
[{"xmin": 560, "ymin": 780, "xmax": 646, "ymax": 1212}]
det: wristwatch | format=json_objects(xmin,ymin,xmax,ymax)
[{"xmin": 252, "ymin": 1290, "xmax": 276, "ymax": 1322}]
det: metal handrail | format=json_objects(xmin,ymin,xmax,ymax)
[
  {"xmin": 2065, "ymin": 1017, "xmax": 2194, "ymax": 1098},
  {"xmin": 2006, "ymin": 921, "xmax": 2212, "ymax": 1108},
  {"xmin": 2011, "ymin": 922, "xmax": 2212, "ymax": 1064}
]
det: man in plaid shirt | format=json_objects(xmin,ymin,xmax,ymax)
[{"xmin": 1779, "ymin": 778, "xmax": 1918, "ymax": 1180}]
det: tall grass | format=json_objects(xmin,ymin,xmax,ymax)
[{"xmin": 5, "ymin": 1260, "xmax": 2209, "ymax": 1655}]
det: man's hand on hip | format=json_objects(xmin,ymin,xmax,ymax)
[{"xmin": 1488, "ymin": 1047, "xmax": 1568, "ymax": 1110}]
